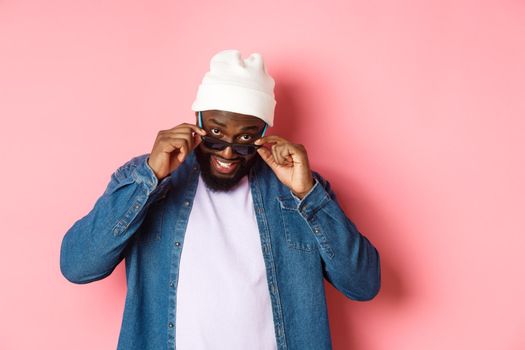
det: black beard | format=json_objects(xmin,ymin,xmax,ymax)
[{"xmin": 194, "ymin": 146, "xmax": 258, "ymax": 192}]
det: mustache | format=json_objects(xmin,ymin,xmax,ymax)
[{"xmin": 195, "ymin": 146, "xmax": 257, "ymax": 192}]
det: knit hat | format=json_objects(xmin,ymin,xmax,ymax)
[{"xmin": 191, "ymin": 49, "xmax": 276, "ymax": 126}]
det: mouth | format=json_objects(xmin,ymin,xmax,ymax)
[{"xmin": 210, "ymin": 155, "xmax": 240, "ymax": 175}]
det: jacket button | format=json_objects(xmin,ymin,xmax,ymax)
[
  {"xmin": 175, "ymin": 242, "xmax": 181, "ymax": 247},
  {"xmin": 170, "ymin": 282, "xmax": 175, "ymax": 287},
  {"xmin": 168, "ymin": 322, "xmax": 174, "ymax": 328},
  {"xmin": 184, "ymin": 200, "xmax": 190, "ymax": 206}
]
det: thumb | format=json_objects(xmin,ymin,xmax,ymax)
[
  {"xmin": 193, "ymin": 133, "xmax": 203, "ymax": 150},
  {"xmin": 177, "ymin": 146, "xmax": 187, "ymax": 163},
  {"xmin": 257, "ymin": 147, "xmax": 278, "ymax": 169}
]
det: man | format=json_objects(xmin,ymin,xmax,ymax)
[{"xmin": 60, "ymin": 49, "xmax": 381, "ymax": 350}]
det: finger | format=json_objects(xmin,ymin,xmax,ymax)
[
  {"xmin": 175, "ymin": 141, "xmax": 189, "ymax": 163},
  {"xmin": 159, "ymin": 134, "xmax": 191, "ymax": 152},
  {"xmin": 165, "ymin": 125, "xmax": 206, "ymax": 137},
  {"xmin": 281, "ymin": 152, "xmax": 294, "ymax": 166},
  {"xmin": 279, "ymin": 144, "xmax": 295, "ymax": 165},
  {"xmin": 193, "ymin": 132, "xmax": 202, "ymax": 148},
  {"xmin": 274, "ymin": 143, "xmax": 295, "ymax": 165},
  {"xmin": 166, "ymin": 129, "xmax": 206, "ymax": 151},
  {"xmin": 163, "ymin": 138, "xmax": 190, "ymax": 158},
  {"xmin": 177, "ymin": 145, "xmax": 189, "ymax": 163},
  {"xmin": 288, "ymin": 143, "xmax": 309, "ymax": 165},
  {"xmin": 272, "ymin": 144, "xmax": 286, "ymax": 166},
  {"xmin": 165, "ymin": 123, "xmax": 207, "ymax": 136},
  {"xmin": 164, "ymin": 132, "xmax": 196, "ymax": 150},
  {"xmin": 257, "ymin": 147, "xmax": 278, "ymax": 169},
  {"xmin": 179, "ymin": 123, "xmax": 207, "ymax": 135},
  {"xmin": 254, "ymin": 135, "xmax": 288, "ymax": 146},
  {"xmin": 166, "ymin": 141, "xmax": 192, "ymax": 172}
]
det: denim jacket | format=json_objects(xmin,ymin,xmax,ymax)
[{"xmin": 60, "ymin": 152, "xmax": 381, "ymax": 350}]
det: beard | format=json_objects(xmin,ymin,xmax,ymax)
[{"xmin": 194, "ymin": 146, "xmax": 258, "ymax": 192}]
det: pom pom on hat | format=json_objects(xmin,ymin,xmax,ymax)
[{"xmin": 191, "ymin": 49, "xmax": 276, "ymax": 127}]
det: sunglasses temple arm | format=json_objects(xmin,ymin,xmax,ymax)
[
  {"xmin": 261, "ymin": 123, "xmax": 268, "ymax": 137},
  {"xmin": 198, "ymin": 111, "xmax": 203, "ymax": 128}
]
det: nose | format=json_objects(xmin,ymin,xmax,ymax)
[{"xmin": 218, "ymin": 145, "xmax": 235, "ymax": 159}]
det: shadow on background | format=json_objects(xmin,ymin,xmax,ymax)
[{"xmin": 272, "ymin": 72, "xmax": 409, "ymax": 350}]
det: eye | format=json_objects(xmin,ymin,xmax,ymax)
[
  {"xmin": 239, "ymin": 134, "xmax": 253, "ymax": 142},
  {"xmin": 210, "ymin": 128, "xmax": 221, "ymax": 136}
]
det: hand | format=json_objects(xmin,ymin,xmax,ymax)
[
  {"xmin": 148, "ymin": 123, "xmax": 206, "ymax": 180},
  {"xmin": 254, "ymin": 135, "xmax": 314, "ymax": 199}
]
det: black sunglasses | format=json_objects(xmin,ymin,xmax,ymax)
[
  {"xmin": 197, "ymin": 111, "xmax": 265, "ymax": 156},
  {"xmin": 200, "ymin": 135, "xmax": 262, "ymax": 156}
]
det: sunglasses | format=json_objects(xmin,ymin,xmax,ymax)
[{"xmin": 197, "ymin": 111, "xmax": 267, "ymax": 156}]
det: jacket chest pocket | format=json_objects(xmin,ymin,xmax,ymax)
[
  {"xmin": 277, "ymin": 196, "xmax": 316, "ymax": 252},
  {"xmin": 136, "ymin": 192, "xmax": 168, "ymax": 243}
]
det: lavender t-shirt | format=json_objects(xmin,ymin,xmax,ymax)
[{"xmin": 175, "ymin": 175, "xmax": 277, "ymax": 349}]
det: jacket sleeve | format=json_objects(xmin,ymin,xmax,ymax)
[
  {"xmin": 60, "ymin": 153, "xmax": 170, "ymax": 284},
  {"xmin": 291, "ymin": 172, "xmax": 381, "ymax": 301}
]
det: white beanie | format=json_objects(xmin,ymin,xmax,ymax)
[{"xmin": 191, "ymin": 49, "xmax": 276, "ymax": 126}]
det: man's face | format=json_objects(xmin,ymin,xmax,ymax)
[{"xmin": 194, "ymin": 110, "xmax": 266, "ymax": 191}]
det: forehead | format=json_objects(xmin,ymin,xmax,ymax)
[{"xmin": 202, "ymin": 110, "xmax": 265, "ymax": 128}]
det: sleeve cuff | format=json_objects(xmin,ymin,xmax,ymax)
[
  {"xmin": 131, "ymin": 155, "xmax": 163, "ymax": 194},
  {"xmin": 290, "ymin": 178, "xmax": 320, "ymax": 204},
  {"xmin": 294, "ymin": 177, "xmax": 332, "ymax": 218}
]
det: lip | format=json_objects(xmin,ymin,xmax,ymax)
[{"xmin": 210, "ymin": 155, "xmax": 240, "ymax": 175}]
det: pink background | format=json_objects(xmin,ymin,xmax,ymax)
[{"xmin": 1, "ymin": 0, "xmax": 524, "ymax": 349}]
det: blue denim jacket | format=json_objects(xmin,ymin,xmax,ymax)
[{"xmin": 60, "ymin": 152, "xmax": 381, "ymax": 350}]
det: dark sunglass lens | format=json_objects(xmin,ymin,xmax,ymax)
[
  {"xmin": 203, "ymin": 137, "xmax": 227, "ymax": 151},
  {"xmin": 202, "ymin": 136, "xmax": 258, "ymax": 156},
  {"xmin": 233, "ymin": 145, "xmax": 257, "ymax": 156}
]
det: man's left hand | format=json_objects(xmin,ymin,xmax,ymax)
[{"xmin": 254, "ymin": 136, "xmax": 314, "ymax": 199}]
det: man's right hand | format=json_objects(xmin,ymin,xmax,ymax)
[{"xmin": 147, "ymin": 123, "xmax": 206, "ymax": 180}]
